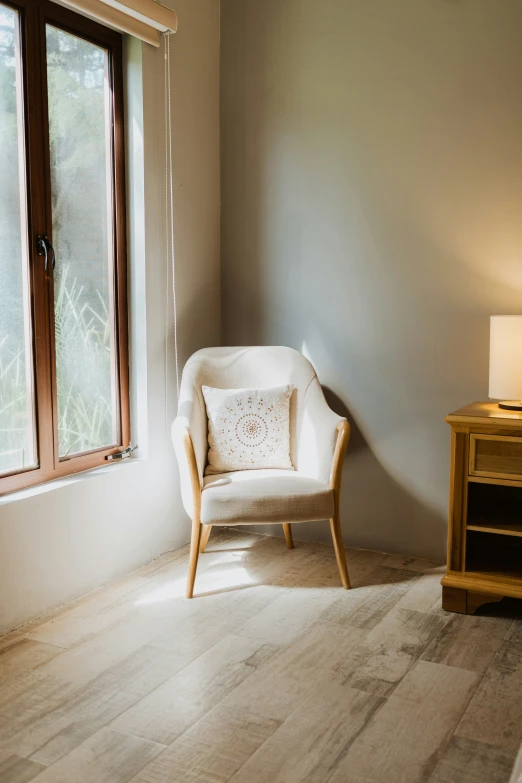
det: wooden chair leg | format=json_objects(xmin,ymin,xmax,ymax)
[
  {"xmin": 282, "ymin": 523, "xmax": 294, "ymax": 549},
  {"xmin": 186, "ymin": 518, "xmax": 202, "ymax": 598},
  {"xmin": 329, "ymin": 515, "xmax": 350, "ymax": 589},
  {"xmin": 199, "ymin": 524, "xmax": 212, "ymax": 553}
]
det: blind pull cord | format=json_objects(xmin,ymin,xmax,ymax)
[{"xmin": 163, "ymin": 29, "xmax": 180, "ymax": 429}]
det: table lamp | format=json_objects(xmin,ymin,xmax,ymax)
[{"xmin": 489, "ymin": 315, "xmax": 522, "ymax": 410}]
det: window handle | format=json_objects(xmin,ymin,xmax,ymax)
[{"xmin": 36, "ymin": 235, "xmax": 56, "ymax": 272}]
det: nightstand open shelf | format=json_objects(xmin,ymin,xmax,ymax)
[
  {"xmin": 466, "ymin": 529, "xmax": 522, "ymax": 580},
  {"xmin": 466, "ymin": 481, "xmax": 522, "ymax": 538},
  {"xmin": 442, "ymin": 402, "xmax": 522, "ymax": 614}
]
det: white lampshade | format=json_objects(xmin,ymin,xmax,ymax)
[{"xmin": 489, "ymin": 316, "xmax": 522, "ymax": 402}]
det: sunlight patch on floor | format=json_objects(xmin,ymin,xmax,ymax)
[{"xmin": 134, "ymin": 550, "xmax": 255, "ymax": 605}]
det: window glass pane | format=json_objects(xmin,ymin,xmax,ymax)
[
  {"xmin": 46, "ymin": 25, "xmax": 118, "ymax": 458},
  {"xmin": 0, "ymin": 4, "xmax": 37, "ymax": 476}
]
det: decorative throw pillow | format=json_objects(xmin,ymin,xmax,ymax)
[{"xmin": 202, "ymin": 385, "xmax": 294, "ymax": 474}]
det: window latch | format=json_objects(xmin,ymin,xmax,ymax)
[
  {"xmin": 106, "ymin": 445, "xmax": 138, "ymax": 461},
  {"xmin": 36, "ymin": 235, "xmax": 56, "ymax": 272}
]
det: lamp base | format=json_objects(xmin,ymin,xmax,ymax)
[{"xmin": 498, "ymin": 400, "xmax": 522, "ymax": 410}]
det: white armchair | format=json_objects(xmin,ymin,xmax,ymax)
[{"xmin": 172, "ymin": 346, "xmax": 351, "ymax": 598}]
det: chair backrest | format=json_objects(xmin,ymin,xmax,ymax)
[{"xmin": 176, "ymin": 346, "xmax": 319, "ymax": 478}]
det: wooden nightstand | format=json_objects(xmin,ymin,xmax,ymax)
[{"xmin": 443, "ymin": 401, "xmax": 522, "ymax": 613}]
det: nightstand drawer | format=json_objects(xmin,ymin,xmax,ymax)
[{"xmin": 470, "ymin": 434, "xmax": 522, "ymax": 480}]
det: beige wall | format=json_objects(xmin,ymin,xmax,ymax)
[
  {"xmin": 220, "ymin": 0, "xmax": 522, "ymax": 559},
  {"xmin": 0, "ymin": 0, "xmax": 220, "ymax": 634}
]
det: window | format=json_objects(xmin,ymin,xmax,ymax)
[{"xmin": 0, "ymin": 0, "xmax": 129, "ymax": 494}]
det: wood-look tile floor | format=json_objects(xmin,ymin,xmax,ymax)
[{"xmin": 1, "ymin": 527, "xmax": 521, "ymax": 783}]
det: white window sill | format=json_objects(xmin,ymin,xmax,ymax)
[{"xmin": 0, "ymin": 458, "xmax": 144, "ymax": 507}]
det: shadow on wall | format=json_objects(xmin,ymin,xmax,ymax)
[{"xmin": 320, "ymin": 387, "xmax": 446, "ymax": 562}]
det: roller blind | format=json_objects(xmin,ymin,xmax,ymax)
[{"xmin": 53, "ymin": 0, "xmax": 177, "ymax": 46}]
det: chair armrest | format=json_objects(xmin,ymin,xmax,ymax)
[
  {"xmin": 296, "ymin": 377, "xmax": 350, "ymax": 484},
  {"xmin": 330, "ymin": 420, "xmax": 350, "ymax": 499},
  {"xmin": 172, "ymin": 418, "xmax": 202, "ymax": 520}
]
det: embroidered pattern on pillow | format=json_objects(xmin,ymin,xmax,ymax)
[{"xmin": 202, "ymin": 385, "xmax": 293, "ymax": 474}]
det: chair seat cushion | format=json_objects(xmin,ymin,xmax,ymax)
[{"xmin": 201, "ymin": 469, "xmax": 334, "ymax": 525}]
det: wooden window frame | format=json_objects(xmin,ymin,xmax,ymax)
[{"xmin": 1, "ymin": 0, "xmax": 129, "ymax": 496}]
